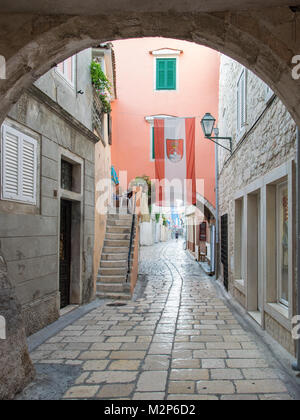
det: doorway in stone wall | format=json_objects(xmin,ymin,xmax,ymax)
[{"xmin": 59, "ymin": 199, "xmax": 72, "ymax": 309}]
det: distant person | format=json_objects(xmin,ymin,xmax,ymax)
[{"xmin": 175, "ymin": 232, "xmax": 179, "ymax": 241}]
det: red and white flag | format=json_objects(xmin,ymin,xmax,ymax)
[{"xmin": 154, "ymin": 117, "xmax": 196, "ymax": 207}]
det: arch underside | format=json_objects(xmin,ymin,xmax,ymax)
[{"xmin": 0, "ymin": 7, "xmax": 299, "ymax": 125}]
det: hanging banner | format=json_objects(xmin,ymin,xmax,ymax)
[{"xmin": 154, "ymin": 117, "xmax": 196, "ymax": 207}]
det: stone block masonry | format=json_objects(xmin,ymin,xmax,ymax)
[{"xmin": 218, "ymin": 54, "xmax": 297, "ymax": 355}]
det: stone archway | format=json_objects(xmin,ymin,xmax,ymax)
[
  {"xmin": 0, "ymin": 7, "xmax": 300, "ymax": 126},
  {"xmin": 0, "ymin": 2, "xmax": 300, "ymax": 399}
]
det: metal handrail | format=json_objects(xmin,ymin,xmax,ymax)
[{"xmin": 126, "ymin": 192, "xmax": 137, "ymax": 283}]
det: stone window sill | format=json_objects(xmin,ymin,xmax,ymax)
[
  {"xmin": 265, "ymin": 302, "xmax": 291, "ymax": 331},
  {"xmin": 234, "ymin": 279, "xmax": 245, "ymax": 293}
]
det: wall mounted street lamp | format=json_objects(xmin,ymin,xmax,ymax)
[{"xmin": 200, "ymin": 113, "xmax": 232, "ymax": 154}]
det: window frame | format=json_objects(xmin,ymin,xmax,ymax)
[
  {"xmin": 55, "ymin": 56, "xmax": 76, "ymax": 89},
  {"xmin": 155, "ymin": 58, "xmax": 177, "ymax": 91},
  {"xmin": 276, "ymin": 180, "xmax": 289, "ymax": 308},
  {"xmin": 152, "ymin": 51, "xmax": 180, "ymax": 92},
  {"xmin": 1, "ymin": 123, "xmax": 38, "ymax": 205}
]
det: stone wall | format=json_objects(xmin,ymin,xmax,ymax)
[
  {"xmin": 35, "ymin": 49, "xmax": 93, "ymax": 131},
  {"xmin": 0, "ymin": 88, "xmax": 96, "ymax": 336},
  {"xmin": 218, "ymin": 54, "xmax": 297, "ymax": 354},
  {"xmin": 0, "ymin": 250, "xmax": 35, "ymax": 399}
]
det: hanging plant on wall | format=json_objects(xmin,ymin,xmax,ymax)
[{"xmin": 91, "ymin": 61, "xmax": 112, "ymax": 113}]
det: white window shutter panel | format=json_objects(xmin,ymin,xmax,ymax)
[
  {"xmin": 21, "ymin": 137, "xmax": 37, "ymax": 203},
  {"xmin": 2, "ymin": 125, "xmax": 20, "ymax": 200},
  {"xmin": 241, "ymin": 70, "xmax": 247, "ymax": 126},
  {"xmin": 237, "ymin": 77, "xmax": 242, "ymax": 132},
  {"xmin": 237, "ymin": 69, "xmax": 247, "ymax": 132}
]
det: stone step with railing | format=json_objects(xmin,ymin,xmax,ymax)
[{"xmin": 96, "ymin": 211, "xmax": 136, "ymax": 300}]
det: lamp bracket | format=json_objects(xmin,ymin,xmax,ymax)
[{"xmin": 205, "ymin": 136, "xmax": 232, "ymax": 154}]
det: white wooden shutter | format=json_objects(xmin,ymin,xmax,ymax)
[
  {"xmin": 2, "ymin": 125, "xmax": 20, "ymax": 200},
  {"xmin": 241, "ymin": 70, "xmax": 247, "ymax": 126},
  {"xmin": 1, "ymin": 124, "xmax": 37, "ymax": 204},
  {"xmin": 237, "ymin": 81, "xmax": 241, "ymax": 132},
  {"xmin": 237, "ymin": 69, "xmax": 247, "ymax": 132},
  {"xmin": 21, "ymin": 136, "xmax": 37, "ymax": 203}
]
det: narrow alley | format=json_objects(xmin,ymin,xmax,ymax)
[{"xmin": 17, "ymin": 240, "xmax": 300, "ymax": 401}]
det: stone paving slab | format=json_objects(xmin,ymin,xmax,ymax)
[{"xmin": 17, "ymin": 240, "xmax": 300, "ymax": 400}]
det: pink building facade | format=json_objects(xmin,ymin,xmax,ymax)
[{"xmin": 111, "ymin": 38, "xmax": 220, "ymax": 211}]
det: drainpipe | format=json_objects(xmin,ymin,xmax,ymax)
[
  {"xmin": 292, "ymin": 126, "xmax": 300, "ymax": 372},
  {"xmin": 214, "ymin": 127, "xmax": 220, "ymax": 278}
]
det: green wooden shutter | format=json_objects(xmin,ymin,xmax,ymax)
[
  {"xmin": 156, "ymin": 59, "xmax": 166, "ymax": 90},
  {"xmin": 166, "ymin": 59, "xmax": 176, "ymax": 89},
  {"xmin": 156, "ymin": 59, "xmax": 176, "ymax": 90}
]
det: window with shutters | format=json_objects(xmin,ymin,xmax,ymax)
[
  {"xmin": 237, "ymin": 69, "xmax": 247, "ymax": 133},
  {"xmin": 156, "ymin": 58, "xmax": 176, "ymax": 90},
  {"xmin": 1, "ymin": 124, "xmax": 37, "ymax": 204},
  {"xmin": 56, "ymin": 56, "xmax": 76, "ymax": 88}
]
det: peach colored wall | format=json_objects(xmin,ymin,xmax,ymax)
[{"xmin": 111, "ymin": 38, "xmax": 220, "ymax": 208}]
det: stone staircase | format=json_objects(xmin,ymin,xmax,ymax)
[{"xmin": 96, "ymin": 213, "xmax": 134, "ymax": 300}]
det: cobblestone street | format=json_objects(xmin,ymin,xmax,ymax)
[{"xmin": 19, "ymin": 240, "xmax": 299, "ymax": 400}]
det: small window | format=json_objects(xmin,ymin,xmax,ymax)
[
  {"xmin": 1, "ymin": 124, "xmax": 37, "ymax": 204},
  {"xmin": 61, "ymin": 160, "xmax": 73, "ymax": 191},
  {"xmin": 199, "ymin": 222, "xmax": 207, "ymax": 242},
  {"xmin": 156, "ymin": 58, "xmax": 176, "ymax": 90},
  {"xmin": 237, "ymin": 69, "xmax": 247, "ymax": 132},
  {"xmin": 56, "ymin": 56, "xmax": 76, "ymax": 87}
]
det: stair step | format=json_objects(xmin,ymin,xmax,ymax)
[
  {"xmin": 96, "ymin": 291, "xmax": 131, "ymax": 300},
  {"xmin": 107, "ymin": 214, "xmax": 132, "ymax": 220},
  {"xmin": 97, "ymin": 274, "xmax": 127, "ymax": 283},
  {"xmin": 101, "ymin": 253, "xmax": 128, "ymax": 261},
  {"xmin": 99, "ymin": 267, "xmax": 127, "ymax": 276},
  {"xmin": 107, "ymin": 220, "xmax": 132, "ymax": 227},
  {"xmin": 103, "ymin": 246, "xmax": 129, "ymax": 254},
  {"xmin": 104, "ymin": 239, "xmax": 130, "ymax": 247},
  {"xmin": 97, "ymin": 283, "xmax": 126, "ymax": 293},
  {"xmin": 107, "ymin": 226, "xmax": 131, "ymax": 234},
  {"xmin": 106, "ymin": 233, "xmax": 131, "ymax": 240},
  {"xmin": 101, "ymin": 260, "xmax": 127, "ymax": 268}
]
